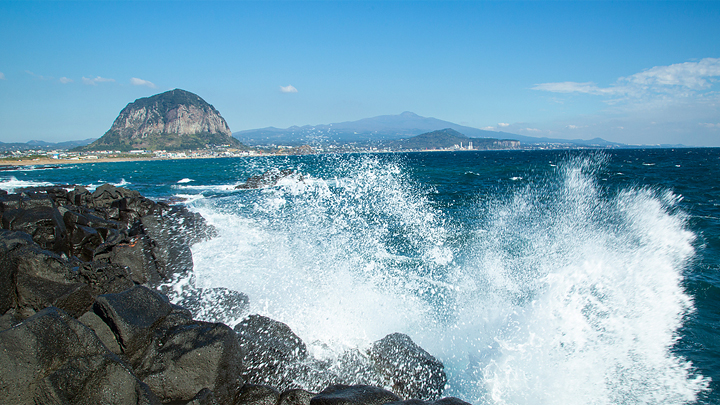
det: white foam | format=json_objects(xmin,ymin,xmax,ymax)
[{"xmin": 0, "ymin": 176, "xmax": 53, "ymax": 192}]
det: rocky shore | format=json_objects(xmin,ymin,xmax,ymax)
[{"xmin": 0, "ymin": 184, "xmax": 469, "ymax": 405}]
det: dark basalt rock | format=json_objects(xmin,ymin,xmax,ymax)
[
  {"xmin": 279, "ymin": 388, "xmax": 316, "ymax": 405},
  {"xmin": 93, "ymin": 285, "xmax": 174, "ymax": 354},
  {"xmin": 310, "ymin": 384, "xmax": 401, "ymax": 405},
  {"xmin": 235, "ymin": 168, "xmax": 296, "ymax": 189},
  {"xmin": 235, "ymin": 314, "xmax": 309, "ymax": 389},
  {"xmin": 0, "ymin": 306, "xmax": 159, "ymax": 404},
  {"xmin": 176, "ymin": 286, "xmax": 249, "ymax": 325},
  {"xmin": 368, "ymin": 333, "xmax": 447, "ymax": 400},
  {"xmin": 0, "ymin": 184, "xmax": 217, "ymax": 322},
  {"xmin": 88, "ymin": 285, "xmax": 243, "ymax": 404},
  {"xmin": 236, "ymin": 384, "xmax": 281, "ymax": 405}
]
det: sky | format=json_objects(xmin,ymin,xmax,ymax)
[{"xmin": 1, "ymin": 1, "xmax": 719, "ymax": 147}]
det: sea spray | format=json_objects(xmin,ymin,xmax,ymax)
[
  {"xmin": 179, "ymin": 153, "xmax": 708, "ymax": 404},
  {"xmin": 444, "ymin": 154, "xmax": 710, "ymax": 404},
  {"xmin": 188, "ymin": 155, "xmax": 453, "ymax": 355}
]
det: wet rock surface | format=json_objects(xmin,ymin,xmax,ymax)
[{"xmin": 0, "ymin": 185, "xmax": 463, "ymax": 405}]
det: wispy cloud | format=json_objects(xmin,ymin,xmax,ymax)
[
  {"xmin": 25, "ymin": 70, "xmax": 52, "ymax": 81},
  {"xmin": 498, "ymin": 123, "xmax": 510, "ymax": 127},
  {"xmin": 533, "ymin": 58, "xmax": 720, "ymax": 102},
  {"xmin": 82, "ymin": 76, "xmax": 115, "ymax": 85},
  {"xmin": 0, "ymin": 72, "xmax": 5, "ymax": 80},
  {"xmin": 59, "ymin": 77, "xmax": 73, "ymax": 84},
  {"xmin": 280, "ymin": 85, "xmax": 298, "ymax": 93},
  {"xmin": 130, "ymin": 77, "xmax": 156, "ymax": 88}
]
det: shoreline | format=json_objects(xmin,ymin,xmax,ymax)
[{"xmin": 0, "ymin": 156, "xmax": 157, "ymax": 167}]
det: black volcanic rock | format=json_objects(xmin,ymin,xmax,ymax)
[
  {"xmin": 0, "ymin": 306, "xmax": 159, "ymax": 404},
  {"xmin": 368, "ymin": 333, "xmax": 446, "ymax": 400},
  {"xmin": 83, "ymin": 89, "xmax": 245, "ymax": 151},
  {"xmin": 310, "ymin": 384, "xmax": 401, "ymax": 405}
]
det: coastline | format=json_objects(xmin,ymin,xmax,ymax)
[{"xmin": 0, "ymin": 156, "xmax": 157, "ymax": 166}]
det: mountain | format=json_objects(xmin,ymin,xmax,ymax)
[
  {"xmin": 233, "ymin": 111, "xmax": 622, "ymax": 147},
  {"xmin": 383, "ymin": 128, "xmax": 519, "ymax": 150},
  {"xmin": 0, "ymin": 138, "xmax": 96, "ymax": 152},
  {"xmin": 80, "ymin": 89, "xmax": 244, "ymax": 151}
]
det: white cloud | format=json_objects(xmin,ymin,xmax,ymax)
[
  {"xmin": 532, "ymin": 81, "xmax": 618, "ymax": 95},
  {"xmin": 280, "ymin": 85, "xmax": 298, "ymax": 93},
  {"xmin": 625, "ymin": 58, "xmax": 720, "ymax": 90},
  {"xmin": 0, "ymin": 72, "xmax": 5, "ymax": 80},
  {"xmin": 498, "ymin": 122, "xmax": 510, "ymax": 127},
  {"xmin": 130, "ymin": 77, "xmax": 156, "ymax": 88},
  {"xmin": 533, "ymin": 58, "xmax": 720, "ymax": 100},
  {"xmin": 59, "ymin": 77, "xmax": 73, "ymax": 84},
  {"xmin": 82, "ymin": 76, "xmax": 115, "ymax": 85},
  {"xmin": 700, "ymin": 123, "xmax": 720, "ymax": 129},
  {"xmin": 25, "ymin": 70, "xmax": 52, "ymax": 80}
]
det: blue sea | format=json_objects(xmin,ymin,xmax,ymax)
[{"xmin": 2, "ymin": 148, "xmax": 719, "ymax": 405}]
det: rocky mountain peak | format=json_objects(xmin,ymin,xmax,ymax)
[{"xmin": 82, "ymin": 89, "xmax": 243, "ymax": 151}]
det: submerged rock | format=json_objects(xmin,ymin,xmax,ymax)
[{"xmin": 235, "ymin": 168, "xmax": 296, "ymax": 189}]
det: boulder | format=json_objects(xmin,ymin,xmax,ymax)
[
  {"xmin": 138, "ymin": 319, "xmax": 243, "ymax": 403},
  {"xmin": 0, "ymin": 229, "xmax": 94, "ymax": 319},
  {"xmin": 0, "ymin": 306, "xmax": 159, "ymax": 404},
  {"xmin": 235, "ymin": 314, "xmax": 308, "ymax": 389},
  {"xmin": 279, "ymin": 388, "xmax": 316, "ymax": 405},
  {"xmin": 93, "ymin": 285, "xmax": 174, "ymax": 354},
  {"xmin": 92, "ymin": 285, "xmax": 243, "ymax": 403},
  {"xmin": 368, "ymin": 333, "xmax": 446, "ymax": 400},
  {"xmin": 236, "ymin": 168, "xmax": 296, "ymax": 189},
  {"xmin": 176, "ymin": 286, "xmax": 249, "ymax": 325},
  {"xmin": 310, "ymin": 384, "xmax": 401, "ymax": 405},
  {"xmin": 235, "ymin": 384, "xmax": 281, "ymax": 405}
]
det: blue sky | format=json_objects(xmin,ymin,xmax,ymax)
[{"xmin": 1, "ymin": 1, "xmax": 719, "ymax": 146}]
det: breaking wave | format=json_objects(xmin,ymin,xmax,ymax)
[{"xmin": 181, "ymin": 153, "xmax": 708, "ymax": 404}]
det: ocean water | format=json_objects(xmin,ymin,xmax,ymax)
[{"xmin": 2, "ymin": 148, "xmax": 719, "ymax": 404}]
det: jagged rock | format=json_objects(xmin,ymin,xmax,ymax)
[
  {"xmin": 92, "ymin": 285, "xmax": 243, "ymax": 403},
  {"xmin": 235, "ymin": 384, "xmax": 281, "ymax": 405},
  {"xmin": 368, "ymin": 333, "xmax": 446, "ymax": 400},
  {"xmin": 93, "ymin": 285, "xmax": 174, "ymax": 354},
  {"xmin": 0, "ymin": 229, "xmax": 93, "ymax": 319},
  {"xmin": 138, "ymin": 319, "xmax": 242, "ymax": 403},
  {"xmin": 83, "ymin": 88, "xmax": 243, "ymax": 151},
  {"xmin": 310, "ymin": 384, "xmax": 401, "ymax": 405},
  {"xmin": 176, "ymin": 286, "xmax": 249, "ymax": 325},
  {"xmin": 236, "ymin": 168, "xmax": 296, "ymax": 189},
  {"xmin": 235, "ymin": 314, "xmax": 308, "ymax": 389},
  {"xmin": 1, "ymin": 184, "xmax": 215, "ymax": 285},
  {"xmin": 279, "ymin": 388, "xmax": 316, "ymax": 405},
  {"xmin": 0, "ymin": 191, "xmax": 69, "ymax": 252},
  {"xmin": 0, "ymin": 306, "xmax": 159, "ymax": 404}
]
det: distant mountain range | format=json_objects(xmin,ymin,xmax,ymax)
[
  {"xmin": 0, "ymin": 139, "xmax": 96, "ymax": 152},
  {"xmin": 383, "ymin": 128, "xmax": 519, "ymax": 151},
  {"xmin": 233, "ymin": 111, "xmax": 625, "ymax": 147}
]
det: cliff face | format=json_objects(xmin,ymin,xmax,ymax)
[{"xmin": 85, "ymin": 89, "xmax": 243, "ymax": 151}]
